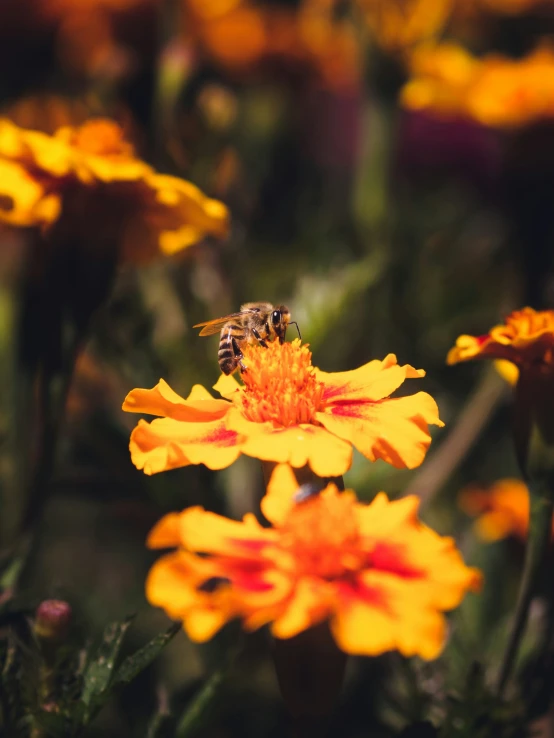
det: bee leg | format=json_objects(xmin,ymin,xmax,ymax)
[
  {"xmin": 252, "ymin": 328, "xmax": 268, "ymax": 348},
  {"xmin": 232, "ymin": 338, "xmax": 248, "ymax": 373}
]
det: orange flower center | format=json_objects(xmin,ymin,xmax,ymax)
[
  {"xmin": 279, "ymin": 491, "xmax": 365, "ymax": 579},
  {"xmin": 238, "ymin": 340, "xmax": 325, "ymax": 427},
  {"xmin": 69, "ymin": 119, "xmax": 134, "ymax": 158}
]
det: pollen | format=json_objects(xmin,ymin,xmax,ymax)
[
  {"xmin": 68, "ymin": 119, "xmax": 134, "ymax": 158},
  {"xmin": 237, "ymin": 339, "xmax": 325, "ymax": 427},
  {"xmin": 280, "ymin": 491, "xmax": 366, "ymax": 579}
]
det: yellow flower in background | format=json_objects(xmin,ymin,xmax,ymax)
[
  {"xmin": 123, "ymin": 339, "xmax": 443, "ymax": 477},
  {"xmin": 459, "ymin": 479, "xmax": 536, "ymax": 541},
  {"xmin": 447, "ymin": 307, "xmax": 554, "ymax": 368},
  {"xmin": 447, "ymin": 307, "xmax": 554, "ymax": 476},
  {"xmin": 401, "ymin": 44, "xmax": 554, "ymax": 129},
  {"xmin": 359, "ymin": 0, "xmax": 453, "ymax": 52},
  {"xmin": 401, "ymin": 42, "xmax": 477, "ymax": 116},
  {"xmin": 146, "ymin": 463, "xmax": 481, "ymax": 657},
  {"xmin": 0, "ymin": 118, "xmax": 229, "ymax": 261}
]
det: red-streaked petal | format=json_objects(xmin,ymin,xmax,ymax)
[
  {"xmin": 331, "ymin": 571, "xmax": 447, "ymax": 659},
  {"xmin": 317, "ymin": 354, "xmax": 424, "ymax": 404},
  {"xmin": 316, "ymin": 391, "xmax": 443, "ymax": 469},
  {"xmin": 271, "ymin": 577, "xmax": 333, "ymax": 639},
  {"xmin": 129, "ymin": 416, "xmax": 243, "ymax": 474}
]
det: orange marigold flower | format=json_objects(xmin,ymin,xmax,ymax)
[
  {"xmin": 447, "ymin": 307, "xmax": 554, "ymax": 368},
  {"xmin": 401, "ymin": 43, "xmax": 554, "ymax": 129},
  {"xmin": 447, "ymin": 307, "xmax": 554, "ymax": 477},
  {"xmin": 460, "ymin": 479, "xmax": 533, "ymax": 541},
  {"xmin": 146, "ymin": 463, "xmax": 481, "ymax": 657},
  {"xmin": 0, "ymin": 117, "xmax": 229, "ymax": 262},
  {"xmin": 123, "ymin": 339, "xmax": 444, "ymax": 477}
]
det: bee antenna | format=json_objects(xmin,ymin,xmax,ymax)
[{"xmin": 289, "ymin": 321, "xmax": 301, "ymax": 340}]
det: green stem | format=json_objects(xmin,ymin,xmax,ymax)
[
  {"xmin": 496, "ymin": 488, "xmax": 554, "ymax": 696},
  {"xmin": 175, "ymin": 665, "xmax": 230, "ymax": 738}
]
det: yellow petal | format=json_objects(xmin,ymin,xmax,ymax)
[
  {"xmin": 271, "ymin": 578, "xmax": 331, "ymax": 639},
  {"xmin": 317, "ymin": 391, "xmax": 443, "ymax": 469},
  {"xmin": 147, "ymin": 511, "xmax": 183, "ymax": 548},
  {"xmin": 178, "ymin": 507, "xmax": 274, "ymax": 555},
  {"xmin": 227, "ymin": 413, "xmax": 353, "ymax": 476},
  {"xmin": 0, "ymin": 160, "xmax": 60, "ymax": 227},
  {"xmin": 129, "ymin": 416, "xmax": 242, "ymax": 474},
  {"xmin": 262, "ymin": 463, "xmax": 302, "ymax": 525},
  {"xmin": 146, "ymin": 551, "xmax": 216, "ymax": 618},
  {"xmin": 213, "ymin": 372, "xmax": 242, "ymax": 400},
  {"xmin": 317, "ymin": 354, "xmax": 424, "ymax": 404},
  {"xmin": 122, "ymin": 379, "xmax": 230, "ymax": 421}
]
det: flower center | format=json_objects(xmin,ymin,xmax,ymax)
[
  {"xmin": 68, "ymin": 119, "xmax": 134, "ymax": 158},
  {"xmin": 280, "ymin": 491, "xmax": 365, "ymax": 579},
  {"xmin": 237, "ymin": 340, "xmax": 325, "ymax": 427}
]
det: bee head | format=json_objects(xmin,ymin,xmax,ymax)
[{"xmin": 272, "ymin": 305, "xmax": 290, "ymax": 344}]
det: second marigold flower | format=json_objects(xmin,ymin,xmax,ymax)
[
  {"xmin": 123, "ymin": 339, "xmax": 444, "ymax": 477},
  {"xmin": 146, "ymin": 464, "xmax": 481, "ymax": 659}
]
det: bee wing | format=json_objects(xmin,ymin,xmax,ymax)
[{"xmin": 193, "ymin": 311, "xmax": 246, "ymax": 337}]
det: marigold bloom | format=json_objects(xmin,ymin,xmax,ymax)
[
  {"xmin": 401, "ymin": 44, "xmax": 554, "ymax": 129},
  {"xmin": 123, "ymin": 339, "xmax": 444, "ymax": 477},
  {"xmin": 146, "ymin": 463, "xmax": 481, "ymax": 657},
  {"xmin": 460, "ymin": 479, "xmax": 535, "ymax": 541},
  {"xmin": 447, "ymin": 307, "xmax": 554, "ymax": 368},
  {"xmin": 447, "ymin": 307, "xmax": 554, "ymax": 478},
  {"xmin": 0, "ymin": 118, "xmax": 229, "ymax": 262}
]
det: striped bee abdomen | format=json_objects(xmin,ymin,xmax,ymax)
[{"xmin": 218, "ymin": 324, "xmax": 245, "ymax": 375}]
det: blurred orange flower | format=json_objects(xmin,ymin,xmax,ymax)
[
  {"xmin": 447, "ymin": 307, "xmax": 554, "ymax": 475},
  {"xmin": 0, "ymin": 118, "xmax": 229, "ymax": 262},
  {"xmin": 180, "ymin": 0, "xmax": 360, "ymax": 90},
  {"xmin": 447, "ymin": 307, "xmax": 554, "ymax": 368},
  {"xmin": 401, "ymin": 43, "xmax": 554, "ymax": 128},
  {"xmin": 123, "ymin": 339, "xmax": 443, "ymax": 477},
  {"xmin": 359, "ymin": 0, "xmax": 453, "ymax": 52},
  {"xmin": 459, "ymin": 478, "xmax": 536, "ymax": 541},
  {"xmin": 146, "ymin": 463, "xmax": 481, "ymax": 657}
]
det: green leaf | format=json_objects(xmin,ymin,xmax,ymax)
[
  {"xmin": 112, "ymin": 622, "xmax": 180, "ymax": 688},
  {"xmin": 80, "ymin": 615, "xmax": 134, "ymax": 721}
]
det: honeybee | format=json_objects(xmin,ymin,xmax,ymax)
[{"xmin": 193, "ymin": 301, "xmax": 300, "ymax": 375}]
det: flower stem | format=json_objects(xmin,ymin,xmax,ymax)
[
  {"xmin": 175, "ymin": 647, "xmax": 239, "ymax": 738},
  {"xmin": 496, "ymin": 486, "xmax": 554, "ymax": 696},
  {"xmin": 262, "ymin": 463, "xmax": 347, "ymax": 735}
]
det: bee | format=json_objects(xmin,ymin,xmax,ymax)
[{"xmin": 193, "ymin": 301, "xmax": 300, "ymax": 375}]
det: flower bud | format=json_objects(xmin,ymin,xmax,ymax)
[{"xmin": 34, "ymin": 600, "xmax": 72, "ymax": 644}]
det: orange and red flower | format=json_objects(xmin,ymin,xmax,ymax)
[
  {"xmin": 460, "ymin": 479, "xmax": 533, "ymax": 541},
  {"xmin": 0, "ymin": 117, "xmax": 229, "ymax": 262},
  {"xmin": 447, "ymin": 307, "xmax": 554, "ymax": 476},
  {"xmin": 146, "ymin": 463, "xmax": 481, "ymax": 657},
  {"xmin": 123, "ymin": 339, "xmax": 444, "ymax": 478},
  {"xmin": 447, "ymin": 307, "xmax": 554, "ymax": 369}
]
